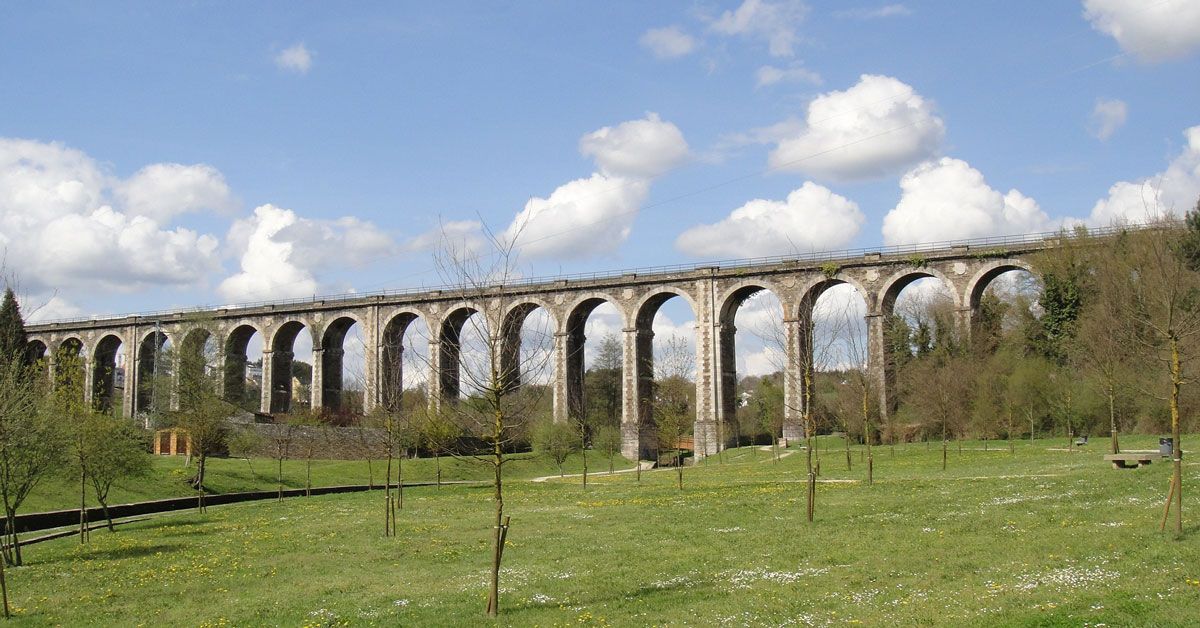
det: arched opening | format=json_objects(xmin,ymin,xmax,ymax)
[
  {"xmin": 26, "ymin": 339, "xmax": 47, "ymax": 366},
  {"xmin": 92, "ymin": 334, "xmax": 125, "ymax": 414},
  {"xmin": 498, "ymin": 303, "xmax": 554, "ymax": 396},
  {"xmin": 883, "ymin": 274, "xmax": 958, "ymax": 444},
  {"xmin": 178, "ymin": 328, "xmax": 220, "ymax": 405},
  {"xmin": 719, "ymin": 286, "xmax": 785, "ymax": 449},
  {"xmin": 634, "ymin": 292, "xmax": 697, "ymax": 460},
  {"xmin": 967, "ymin": 265, "xmax": 1041, "ymax": 350},
  {"xmin": 801, "ymin": 281, "xmax": 870, "ymax": 445},
  {"xmin": 55, "ymin": 337, "xmax": 87, "ymax": 400},
  {"xmin": 381, "ymin": 312, "xmax": 430, "ymax": 411},
  {"xmin": 269, "ymin": 321, "xmax": 314, "ymax": 414},
  {"xmin": 320, "ymin": 316, "xmax": 367, "ymax": 414},
  {"xmin": 885, "ymin": 275, "xmax": 958, "ymax": 355},
  {"xmin": 224, "ymin": 325, "xmax": 263, "ymax": 412},
  {"xmin": 566, "ymin": 298, "xmax": 623, "ymax": 431},
  {"xmin": 136, "ymin": 330, "xmax": 172, "ymax": 418},
  {"xmin": 437, "ymin": 307, "xmax": 481, "ymax": 401}
]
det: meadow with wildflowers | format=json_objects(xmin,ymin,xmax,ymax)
[{"xmin": 4, "ymin": 435, "xmax": 1198, "ymax": 626}]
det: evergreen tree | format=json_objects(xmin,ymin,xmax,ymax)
[
  {"xmin": 1179, "ymin": 197, "xmax": 1200, "ymax": 271},
  {"xmin": 0, "ymin": 289, "xmax": 28, "ymax": 363}
]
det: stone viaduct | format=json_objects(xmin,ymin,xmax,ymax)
[{"xmin": 24, "ymin": 233, "xmax": 1058, "ymax": 460}]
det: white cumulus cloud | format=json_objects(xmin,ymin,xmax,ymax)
[
  {"xmin": 676, "ymin": 182, "xmax": 864, "ymax": 258},
  {"xmin": 275, "ymin": 43, "xmax": 313, "ymax": 74},
  {"xmin": 504, "ymin": 113, "xmax": 688, "ymax": 259},
  {"xmin": 882, "ymin": 157, "xmax": 1054, "ymax": 245},
  {"xmin": 709, "ymin": 0, "xmax": 809, "ymax": 57},
  {"xmin": 1088, "ymin": 125, "xmax": 1200, "ymax": 225},
  {"xmin": 768, "ymin": 74, "xmax": 945, "ymax": 181},
  {"xmin": 504, "ymin": 174, "xmax": 649, "ymax": 260},
  {"xmin": 0, "ymin": 138, "xmax": 223, "ymax": 292},
  {"xmin": 116, "ymin": 162, "xmax": 236, "ymax": 222},
  {"xmin": 640, "ymin": 26, "xmax": 698, "ymax": 59},
  {"xmin": 579, "ymin": 112, "xmax": 689, "ymax": 179},
  {"xmin": 1083, "ymin": 0, "xmax": 1200, "ymax": 63},
  {"xmin": 219, "ymin": 204, "xmax": 394, "ymax": 303},
  {"xmin": 1087, "ymin": 98, "xmax": 1127, "ymax": 141}
]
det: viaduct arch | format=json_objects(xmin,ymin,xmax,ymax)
[{"xmin": 26, "ymin": 235, "xmax": 1057, "ymax": 459}]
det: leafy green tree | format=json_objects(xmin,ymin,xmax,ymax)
[
  {"xmin": 655, "ymin": 401, "xmax": 689, "ymax": 490},
  {"xmin": 421, "ymin": 408, "xmax": 460, "ymax": 489},
  {"xmin": 0, "ymin": 289, "xmax": 28, "ymax": 365},
  {"xmin": 0, "ymin": 353, "xmax": 65, "ymax": 567},
  {"xmin": 1031, "ymin": 229, "xmax": 1092, "ymax": 364},
  {"xmin": 592, "ymin": 424, "xmax": 622, "ymax": 474},
  {"xmin": 83, "ymin": 413, "xmax": 151, "ymax": 531},
  {"xmin": 170, "ymin": 344, "xmax": 233, "ymax": 513},
  {"xmin": 584, "ymin": 334, "xmax": 622, "ymax": 429},
  {"xmin": 533, "ymin": 419, "xmax": 577, "ymax": 476}
]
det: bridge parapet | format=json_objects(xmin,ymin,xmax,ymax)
[{"xmin": 26, "ymin": 226, "xmax": 1115, "ymax": 458}]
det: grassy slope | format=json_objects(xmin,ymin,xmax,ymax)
[
  {"xmin": 5, "ymin": 435, "xmax": 1200, "ymax": 626},
  {"xmin": 21, "ymin": 449, "xmax": 635, "ymax": 514}
]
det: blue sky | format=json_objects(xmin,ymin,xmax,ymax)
[{"xmin": 2, "ymin": 0, "xmax": 1199, "ymax": 330}]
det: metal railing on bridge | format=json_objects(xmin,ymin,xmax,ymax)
[{"xmin": 30, "ymin": 223, "xmax": 1139, "ymax": 327}]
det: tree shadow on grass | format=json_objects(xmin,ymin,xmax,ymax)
[
  {"xmin": 40, "ymin": 541, "xmax": 188, "ymax": 565},
  {"xmin": 120, "ymin": 517, "xmax": 217, "ymax": 538}
]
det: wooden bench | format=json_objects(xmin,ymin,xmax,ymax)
[{"xmin": 1104, "ymin": 452, "xmax": 1157, "ymax": 469}]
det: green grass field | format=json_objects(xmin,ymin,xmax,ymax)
[
  {"xmin": 5, "ymin": 435, "xmax": 1199, "ymax": 626},
  {"xmin": 20, "ymin": 448, "xmax": 635, "ymax": 514}
]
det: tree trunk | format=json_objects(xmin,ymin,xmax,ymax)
[
  {"xmin": 277, "ymin": 457, "xmax": 284, "ymax": 502},
  {"xmin": 486, "ymin": 453, "xmax": 504, "ymax": 615},
  {"xmin": 1169, "ymin": 338, "xmax": 1183, "ymax": 535},
  {"xmin": 384, "ymin": 452, "xmax": 393, "ymax": 536},
  {"xmin": 862, "ymin": 387, "xmax": 872, "ymax": 487},
  {"xmin": 1065, "ymin": 390, "xmax": 1073, "ymax": 453},
  {"xmin": 581, "ymin": 446, "xmax": 588, "ymax": 487},
  {"xmin": 1108, "ymin": 387, "xmax": 1119, "ymax": 455},
  {"xmin": 98, "ymin": 493, "xmax": 114, "ymax": 532},
  {"xmin": 435, "ymin": 454, "xmax": 441, "ymax": 489},
  {"xmin": 397, "ymin": 453, "xmax": 404, "ymax": 511},
  {"xmin": 197, "ymin": 455, "xmax": 207, "ymax": 513},
  {"xmin": 367, "ymin": 457, "xmax": 374, "ymax": 489},
  {"xmin": 843, "ymin": 432, "xmax": 852, "ymax": 471},
  {"xmin": 79, "ymin": 467, "xmax": 88, "ymax": 543},
  {"xmin": 0, "ymin": 534, "xmax": 8, "ymax": 618},
  {"xmin": 305, "ymin": 458, "xmax": 312, "ymax": 497},
  {"xmin": 941, "ymin": 424, "xmax": 948, "ymax": 471}
]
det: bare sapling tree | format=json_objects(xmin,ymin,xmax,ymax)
[
  {"xmin": 421, "ymin": 407, "xmax": 460, "ymax": 490},
  {"xmin": 654, "ymin": 334, "xmax": 694, "ymax": 491},
  {"xmin": 422, "ymin": 221, "xmax": 555, "ymax": 618},
  {"xmin": 53, "ymin": 353, "xmax": 95, "ymax": 543},
  {"xmin": 266, "ymin": 416, "xmax": 297, "ymax": 502},
  {"xmin": 1073, "ymin": 267, "xmax": 1135, "ymax": 455},
  {"xmin": 364, "ymin": 406, "xmax": 407, "ymax": 535},
  {"xmin": 832, "ymin": 299, "xmax": 878, "ymax": 486},
  {"xmin": 171, "ymin": 341, "xmax": 233, "ymax": 514},
  {"xmin": 757, "ymin": 289, "xmax": 847, "ymax": 522},
  {"xmin": 286, "ymin": 409, "xmax": 324, "ymax": 497},
  {"xmin": 592, "ymin": 424, "xmax": 621, "ymax": 474},
  {"xmin": 1103, "ymin": 212, "xmax": 1200, "ymax": 536}
]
